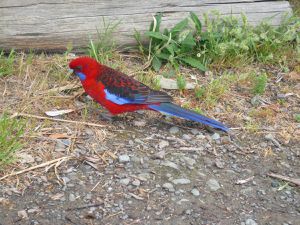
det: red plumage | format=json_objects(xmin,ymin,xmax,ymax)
[{"xmin": 69, "ymin": 56, "xmax": 229, "ymax": 132}]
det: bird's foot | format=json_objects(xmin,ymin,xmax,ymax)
[{"xmin": 99, "ymin": 112, "xmax": 114, "ymax": 122}]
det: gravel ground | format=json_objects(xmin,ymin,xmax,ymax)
[{"xmin": 0, "ymin": 113, "xmax": 299, "ymax": 225}]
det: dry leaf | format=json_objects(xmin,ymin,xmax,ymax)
[
  {"xmin": 49, "ymin": 133, "xmax": 69, "ymax": 139},
  {"xmin": 45, "ymin": 109, "xmax": 74, "ymax": 117}
]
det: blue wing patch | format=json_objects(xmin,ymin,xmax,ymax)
[{"xmin": 104, "ymin": 89, "xmax": 131, "ymax": 105}]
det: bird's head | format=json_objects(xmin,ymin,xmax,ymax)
[{"xmin": 69, "ymin": 56, "xmax": 100, "ymax": 81}]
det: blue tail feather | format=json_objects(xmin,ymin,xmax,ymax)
[{"xmin": 149, "ymin": 103, "xmax": 229, "ymax": 132}]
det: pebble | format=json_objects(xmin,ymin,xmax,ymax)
[
  {"xmin": 245, "ymin": 218, "xmax": 258, "ymax": 225},
  {"xmin": 190, "ymin": 129, "xmax": 199, "ymax": 135},
  {"xmin": 18, "ymin": 153, "xmax": 35, "ymax": 164},
  {"xmin": 207, "ymin": 179, "xmax": 221, "ymax": 191},
  {"xmin": 182, "ymin": 134, "xmax": 192, "ymax": 140},
  {"xmin": 132, "ymin": 179, "xmax": 141, "ymax": 186},
  {"xmin": 118, "ymin": 154, "xmax": 130, "ymax": 163},
  {"xmin": 162, "ymin": 183, "xmax": 175, "ymax": 192},
  {"xmin": 183, "ymin": 156, "xmax": 196, "ymax": 166},
  {"xmin": 211, "ymin": 133, "xmax": 220, "ymax": 140},
  {"xmin": 153, "ymin": 150, "xmax": 166, "ymax": 159},
  {"xmin": 17, "ymin": 210, "xmax": 28, "ymax": 219},
  {"xmin": 161, "ymin": 161, "xmax": 179, "ymax": 170},
  {"xmin": 159, "ymin": 140, "xmax": 169, "ymax": 149},
  {"xmin": 169, "ymin": 126, "xmax": 180, "ymax": 134},
  {"xmin": 191, "ymin": 188, "xmax": 200, "ymax": 196},
  {"xmin": 69, "ymin": 193, "xmax": 76, "ymax": 202},
  {"xmin": 215, "ymin": 158, "xmax": 225, "ymax": 169},
  {"xmin": 172, "ymin": 178, "xmax": 191, "ymax": 185},
  {"xmin": 120, "ymin": 178, "xmax": 130, "ymax": 185},
  {"xmin": 133, "ymin": 120, "xmax": 146, "ymax": 127}
]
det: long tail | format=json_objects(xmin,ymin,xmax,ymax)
[{"xmin": 149, "ymin": 103, "xmax": 229, "ymax": 132}]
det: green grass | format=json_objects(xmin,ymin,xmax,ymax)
[
  {"xmin": 252, "ymin": 73, "xmax": 268, "ymax": 95},
  {"xmin": 0, "ymin": 49, "xmax": 16, "ymax": 77},
  {"xmin": 87, "ymin": 19, "xmax": 119, "ymax": 66},
  {"xmin": 136, "ymin": 12, "xmax": 300, "ymax": 71},
  {"xmin": 295, "ymin": 114, "xmax": 300, "ymax": 122},
  {"xmin": 0, "ymin": 114, "xmax": 25, "ymax": 167}
]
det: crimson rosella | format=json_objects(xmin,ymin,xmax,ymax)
[{"xmin": 69, "ymin": 56, "xmax": 229, "ymax": 132}]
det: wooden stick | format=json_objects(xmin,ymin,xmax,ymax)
[
  {"xmin": 12, "ymin": 112, "xmax": 108, "ymax": 128},
  {"xmin": 0, "ymin": 156, "xmax": 73, "ymax": 181},
  {"xmin": 267, "ymin": 173, "xmax": 300, "ymax": 186}
]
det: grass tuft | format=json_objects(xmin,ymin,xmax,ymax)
[
  {"xmin": 0, "ymin": 49, "xmax": 16, "ymax": 77},
  {"xmin": 252, "ymin": 73, "xmax": 268, "ymax": 95},
  {"xmin": 0, "ymin": 114, "xmax": 25, "ymax": 167},
  {"xmin": 87, "ymin": 19, "xmax": 120, "ymax": 66}
]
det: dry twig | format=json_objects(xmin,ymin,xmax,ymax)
[
  {"xmin": 12, "ymin": 112, "xmax": 108, "ymax": 128},
  {"xmin": 0, "ymin": 156, "xmax": 73, "ymax": 181},
  {"xmin": 267, "ymin": 173, "xmax": 300, "ymax": 186}
]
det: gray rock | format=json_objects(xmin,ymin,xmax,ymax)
[
  {"xmin": 159, "ymin": 140, "xmax": 169, "ymax": 149},
  {"xmin": 133, "ymin": 120, "xmax": 146, "ymax": 127},
  {"xmin": 162, "ymin": 183, "xmax": 175, "ymax": 192},
  {"xmin": 211, "ymin": 133, "xmax": 220, "ymax": 140},
  {"xmin": 154, "ymin": 150, "xmax": 166, "ymax": 159},
  {"xmin": 215, "ymin": 159, "xmax": 225, "ymax": 169},
  {"xmin": 183, "ymin": 156, "xmax": 196, "ymax": 166},
  {"xmin": 120, "ymin": 178, "xmax": 130, "ymax": 185},
  {"xmin": 137, "ymin": 173, "xmax": 151, "ymax": 181},
  {"xmin": 118, "ymin": 154, "xmax": 130, "ymax": 163},
  {"xmin": 191, "ymin": 188, "xmax": 200, "ymax": 196},
  {"xmin": 17, "ymin": 210, "xmax": 28, "ymax": 219},
  {"xmin": 182, "ymin": 134, "xmax": 192, "ymax": 140},
  {"xmin": 245, "ymin": 218, "xmax": 258, "ymax": 225},
  {"xmin": 190, "ymin": 129, "xmax": 200, "ymax": 135},
  {"xmin": 169, "ymin": 126, "xmax": 180, "ymax": 134},
  {"xmin": 161, "ymin": 161, "xmax": 179, "ymax": 170},
  {"xmin": 132, "ymin": 179, "xmax": 141, "ymax": 186},
  {"xmin": 207, "ymin": 179, "xmax": 221, "ymax": 191},
  {"xmin": 69, "ymin": 193, "xmax": 76, "ymax": 202},
  {"xmin": 172, "ymin": 178, "xmax": 191, "ymax": 185}
]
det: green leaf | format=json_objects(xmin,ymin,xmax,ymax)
[
  {"xmin": 145, "ymin": 31, "xmax": 170, "ymax": 41},
  {"xmin": 180, "ymin": 57, "xmax": 207, "ymax": 71},
  {"xmin": 171, "ymin": 19, "xmax": 188, "ymax": 34},
  {"xmin": 152, "ymin": 56, "xmax": 162, "ymax": 71},
  {"xmin": 156, "ymin": 52, "xmax": 170, "ymax": 60},
  {"xmin": 181, "ymin": 33, "xmax": 196, "ymax": 48},
  {"xmin": 190, "ymin": 12, "xmax": 202, "ymax": 33}
]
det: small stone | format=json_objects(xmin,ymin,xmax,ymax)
[
  {"xmin": 159, "ymin": 140, "xmax": 169, "ymax": 149},
  {"xmin": 211, "ymin": 133, "xmax": 220, "ymax": 140},
  {"xmin": 133, "ymin": 120, "xmax": 146, "ymax": 127},
  {"xmin": 182, "ymin": 134, "xmax": 192, "ymax": 140},
  {"xmin": 161, "ymin": 161, "xmax": 179, "ymax": 170},
  {"xmin": 245, "ymin": 218, "xmax": 258, "ymax": 225},
  {"xmin": 18, "ymin": 210, "xmax": 28, "ymax": 219},
  {"xmin": 153, "ymin": 150, "xmax": 166, "ymax": 159},
  {"xmin": 215, "ymin": 159, "xmax": 225, "ymax": 169},
  {"xmin": 172, "ymin": 178, "xmax": 191, "ymax": 185},
  {"xmin": 183, "ymin": 156, "xmax": 196, "ymax": 166},
  {"xmin": 18, "ymin": 153, "xmax": 35, "ymax": 164},
  {"xmin": 132, "ymin": 179, "xmax": 141, "ymax": 186},
  {"xmin": 207, "ymin": 179, "xmax": 221, "ymax": 191},
  {"xmin": 169, "ymin": 126, "xmax": 180, "ymax": 134},
  {"xmin": 69, "ymin": 193, "xmax": 76, "ymax": 202},
  {"xmin": 162, "ymin": 183, "xmax": 175, "ymax": 192},
  {"xmin": 120, "ymin": 178, "xmax": 130, "ymax": 185},
  {"xmin": 191, "ymin": 188, "xmax": 200, "ymax": 196},
  {"xmin": 190, "ymin": 129, "xmax": 199, "ymax": 135},
  {"xmin": 118, "ymin": 154, "xmax": 130, "ymax": 163},
  {"xmin": 137, "ymin": 173, "xmax": 151, "ymax": 181}
]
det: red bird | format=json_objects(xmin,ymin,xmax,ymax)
[{"xmin": 69, "ymin": 56, "xmax": 229, "ymax": 132}]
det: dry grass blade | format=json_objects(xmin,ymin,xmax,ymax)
[
  {"xmin": 267, "ymin": 173, "xmax": 300, "ymax": 186},
  {"xmin": 0, "ymin": 156, "xmax": 73, "ymax": 181},
  {"xmin": 12, "ymin": 112, "xmax": 109, "ymax": 128}
]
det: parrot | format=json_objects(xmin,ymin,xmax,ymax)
[{"xmin": 69, "ymin": 56, "xmax": 229, "ymax": 132}]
